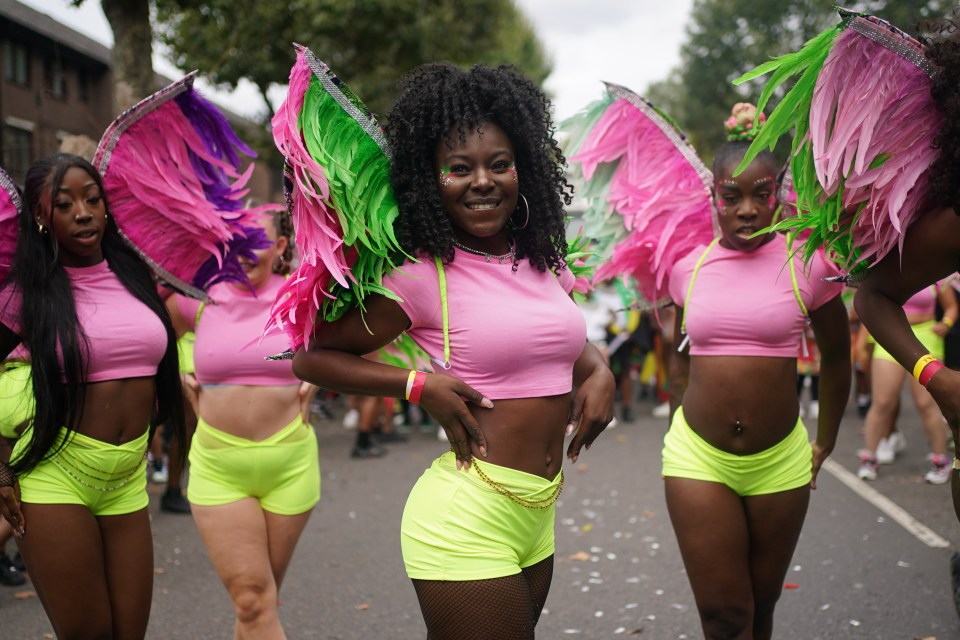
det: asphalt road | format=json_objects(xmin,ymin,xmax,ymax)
[{"xmin": 3, "ymin": 392, "xmax": 959, "ymax": 639}]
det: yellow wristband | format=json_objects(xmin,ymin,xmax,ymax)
[
  {"xmin": 404, "ymin": 370, "xmax": 417, "ymax": 401},
  {"xmin": 912, "ymin": 354, "xmax": 938, "ymax": 381},
  {"xmin": 943, "ymin": 317, "xmax": 955, "ymax": 328},
  {"xmin": 953, "ymin": 457, "xmax": 960, "ymax": 471}
]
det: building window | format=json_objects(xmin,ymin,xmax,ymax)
[
  {"xmin": 78, "ymin": 70, "xmax": 89, "ymax": 102},
  {"xmin": 45, "ymin": 58, "xmax": 66, "ymax": 99},
  {"xmin": 4, "ymin": 42, "xmax": 29, "ymax": 86},
  {"xmin": 3, "ymin": 125, "xmax": 33, "ymax": 184}
]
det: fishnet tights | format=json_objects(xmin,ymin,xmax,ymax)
[{"xmin": 412, "ymin": 555, "xmax": 554, "ymax": 640}]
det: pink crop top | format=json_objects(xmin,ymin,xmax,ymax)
[
  {"xmin": 901, "ymin": 285, "xmax": 938, "ymax": 316},
  {"xmin": 178, "ymin": 274, "xmax": 299, "ymax": 386},
  {"xmin": 382, "ymin": 248, "xmax": 586, "ymax": 399},
  {"xmin": 668, "ymin": 234, "xmax": 842, "ymax": 357},
  {"xmin": 0, "ymin": 261, "xmax": 167, "ymax": 382}
]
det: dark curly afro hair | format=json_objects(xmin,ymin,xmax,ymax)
[
  {"xmin": 383, "ymin": 62, "xmax": 573, "ymax": 273},
  {"xmin": 922, "ymin": 13, "xmax": 960, "ymax": 213}
]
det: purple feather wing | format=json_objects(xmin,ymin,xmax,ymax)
[{"xmin": 94, "ymin": 73, "xmax": 271, "ymax": 300}]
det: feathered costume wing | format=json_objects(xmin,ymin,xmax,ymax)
[
  {"xmin": 736, "ymin": 8, "xmax": 941, "ymax": 276},
  {"xmin": 562, "ymin": 82, "xmax": 715, "ymax": 308},
  {"xmin": 95, "ymin": 72, "xmax": 273, "ymax": 300},
  {"xmin": 265, "ymin": 45, "xmax": 404, "ymax": 352}
]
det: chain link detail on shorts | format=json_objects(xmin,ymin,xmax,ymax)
[{"xmin": 467, "ymin": 456, "xmax": 564, "ymax": 509}]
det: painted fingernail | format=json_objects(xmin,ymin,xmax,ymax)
[
  {"xmin": 480, "ymin": 446, "xmax": 488, "ymax": 458},
  {"xmin": 565, "ymin": 424, "xmax": 575, "ymax": 436},
  {"xmin": 480, "ymin": 398, "xmax": 493, "ymax": 409}
]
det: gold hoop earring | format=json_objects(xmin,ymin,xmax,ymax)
[{"xmin": 512, "ymin": 194, "xmax": 529, "ymax": 230}]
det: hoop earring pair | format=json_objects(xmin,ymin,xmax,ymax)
[{"xmin": 512, "ymin": 193, "xmax": 529, "ymax": 230}]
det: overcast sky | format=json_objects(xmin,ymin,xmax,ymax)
[{"xmin": 18, "ymin": 0, "xmax": 695, "ymax": 123}]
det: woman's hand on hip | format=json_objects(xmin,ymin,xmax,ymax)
[
  {"xmin": 419, "ymin": 373, "xmax": 493, "ymax": 470},
  {"xmin": 566, "ymin": 366, "xmax": 615, "ymax": 463},
  {"xmin": 0, "ymin": 482, "xmax": 24, "ymax": 538},
  {"xmin": 809, "ymin": 440, "xmax": 833, "ymax": 490}
]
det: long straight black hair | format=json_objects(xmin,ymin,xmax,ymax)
[{"xmin": 6, "ymin": 153, "xmax": 184, "ymax": 474}]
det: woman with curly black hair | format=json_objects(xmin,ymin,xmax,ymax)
[
  {"xmin": 855, "ymin": 20, "xmax": 960, "ymax": 521},
  {"xmin": 0, "ymin": 153, "xmax": 185, "ymax": 638},
  {"xmin": 292, "ymin": 62, "xmax": 615, "ymax": 639}
]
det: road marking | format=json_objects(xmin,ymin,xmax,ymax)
[{"xmin": 821, "ymin": 458, "xmax": 950, "ymax": 548}]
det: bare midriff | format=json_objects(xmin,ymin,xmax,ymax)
[
  {"xmin": 199, "ymin": 384, "xmax": 301, "ymax": 441},
  {"xmin": 467, "ymin": 393, "xmax": 572, "ymax": 479},
  {"xmin": 72, "ymin": 377, "xmax": 157, "ymax": 445},
  {"xmin": 681, "ymin": 355, "xmax": 800, "ymax": 455}
]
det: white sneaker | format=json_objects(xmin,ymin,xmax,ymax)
[
  {"xmin": 342, "ymin": 408, "xmax": 359, "ymax": 430},
  {"xmin": 652, "ymin": 402, "xmax": 670, "ymax": 418},
  {"xmin": 151, "ymin": 465, "xmax": 169, "ymax": 484},
  {"xmin": 857, "ymin": 450, "xmax": 878, "ymax": 481},
  {"xmin": 925, "ymin": 453, "xmax": 951, "ymax": 485},
  {"xmin": 889, "ymin": 431, "xmax": 907, "ymax": 454},
  {"xmin": 876, "ymin": 437, "xmax": 895, "ymax": 464}
]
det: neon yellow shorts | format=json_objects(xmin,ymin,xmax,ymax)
[
  {"xmin": 871, "ymin": 320, "xmax": 944, "ymax": 364},
  {"xmin": 187, "ymin": 416, "xmax": 320, "ymax": 515},
  {"xmin": 401, "ymin": 451, "xmax": 560, "ymax": 581},
  {"xmin": 662, "ymin": 407, "xmax": 812, "ymax": 497},
  {"xmin": 12, "ymin": 427, "xmax": 149, "ymax": 516},
  {"xmin": 0, "ymin": 362, "xmax": 33, "ymax": 440}
]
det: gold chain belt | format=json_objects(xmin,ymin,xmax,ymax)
[{"xmin": 468, "ymin": 457, "xmax": 564, "ymax": 510}]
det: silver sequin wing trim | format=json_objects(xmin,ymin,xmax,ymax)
[
  {"xmin": 0, "ymin": 168, "xmax": 22, "ymax": 215},
  {"xmin": 602, "ymin": 81, "xmax": 718, "ymax": 234},
  {"xmin": 299, "ymin": 46, "xmax": 393, "ymax": 162},
  {"xmin": 93, "ymin": 72, "xmax": 211, "ymax": 302},
  {"xmin": 845, "ymin": 15, "xmax": 937, "ymax": 79}
]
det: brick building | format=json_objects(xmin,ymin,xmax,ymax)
[{"xmin": 0, "ymin": 0, "xmax": 277, "ymax": 202}]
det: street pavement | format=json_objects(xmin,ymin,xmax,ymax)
[{"xmin": 3, "ymin": 392, "xmax": 960, "ymax": 639}]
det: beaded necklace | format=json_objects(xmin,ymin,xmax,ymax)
[{"xmin": 452, "ymin": 240, "xmax": 514, "ymax": 264}]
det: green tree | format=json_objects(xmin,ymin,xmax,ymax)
[
  {"xmin": 154, "ymin": 0, "xmax": 551, "ymax": 122},
  {"xmin": 647, "ymin": 0, "xmax": 948, "ymax": 163},
  {"xmin": 72, "ymin": 0, "xmax": 154, "ymax": 111}
]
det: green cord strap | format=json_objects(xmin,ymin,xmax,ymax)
[
  {"xmin": 680, "ymin": 237, "xmax": 719, "ymax": 337},
  {"xmin": 785, "ymin": 233, "xmax": 809, "ymax": 318},
  {"xmin": 433, "ymin": 257, "xmax": 452, "ymax": 370}
]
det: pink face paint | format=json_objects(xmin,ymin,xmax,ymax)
[{"xmin": 715, "ymin": 196, "xmax": 727, "ymax": 215}]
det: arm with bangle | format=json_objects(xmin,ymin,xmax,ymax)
[
  {"xmin": 291, "ymin": 293, "xmax": 491, "ymax": 467},
  {"xmin": 854, "ymin": 206, "xmax": 960, "ymax": 518}
]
